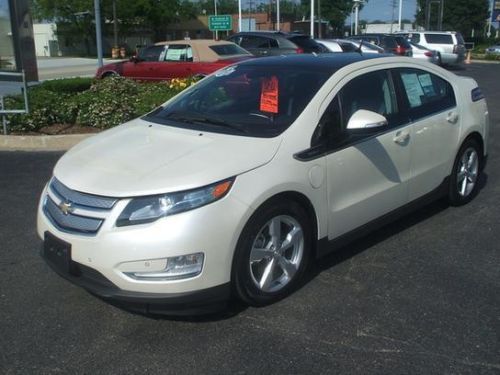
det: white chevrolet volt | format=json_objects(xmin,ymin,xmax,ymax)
[{"xmin": 37, "ymin": 54, "xmax": 489, "ymax": 314}]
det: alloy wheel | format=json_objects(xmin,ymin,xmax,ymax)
[{"xmin": 249, "ymin": 215, "xmax": 304, "ymax": 293}]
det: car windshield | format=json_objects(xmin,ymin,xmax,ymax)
[{"xmin": 144, "ymin": 64, "xmax": 331, "ymax": 137}]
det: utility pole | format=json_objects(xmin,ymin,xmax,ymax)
[
  {"xmin": 238, "ymin": 0, "xmax": 242, "ymax": 32},
  {"xmin": 94, "ymin": 0, "xmax": 103, "ymax": 67},
  {"xmin": 310, "ymin": 0, "xmax": 314, "ymax": 37},
  {"xmin": 214, "ymin": 0, "xmax": 218, "ymax": 40},
  {"xmin": 112, "ymin": 0, "xmax": 118, "ymax": 48},
  {"xmin": 277, "ymin": 0, "xmax": 280, "ymax": 30},
  {"xmin": 487, "ymin": 0, "xmax": 494, "ymax": 37},
  {"xmin": 318, "ymin": 0, "xmax": 321, "ymax": 38},
  {"xmin": 397, "ymin": 0, "xmax": 403, "ymax": 31},
  {"xmin": 390, "ymin": 0, "xmax": 397, "ymax": 33},
  {"xmin": 353, "ymin": 0, "xmax": 362, "ymax": 35},
  {"xmin": 425, "ymin": 0, "xmax": 444, "ymax": 31}
]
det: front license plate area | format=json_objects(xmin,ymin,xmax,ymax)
[{"xmin": 44, "ymin": 232, "xmax": 72, "ymax": 273}]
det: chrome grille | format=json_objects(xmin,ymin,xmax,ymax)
[
  {"xmin": 51, "ymin": 178, "xmax": 117, "ymax": 209},
  {"xmin": 43, "ymin": 178, "xmax": 117, "ymax": 235}
]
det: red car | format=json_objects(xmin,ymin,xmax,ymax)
[{"xmin": 96, "ymin": 39, "xmax": 253, "ymax": 80}]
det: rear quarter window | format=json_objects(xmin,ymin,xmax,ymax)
[{"xmin": 424, "ymin": 34, "xmax": 453, "ymax": 44}]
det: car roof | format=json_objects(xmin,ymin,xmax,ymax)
[
  {"xmin": 235, "ymin": 52, "xmax": 387, "ymax": 72},
  {"xmin": 153, "ymin": 39, "xmax": 246, "ymax": 62},
  {"xmin": 231, "ymin": 31, "xmax": 309, "ymax": 38}
]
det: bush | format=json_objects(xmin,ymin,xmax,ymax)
[
  {"xmin": 38, "ymin": 77, "xmax": 93, "ymax": 94},
  {"xmin": 4, "ymin": 76, "xmax": 199, "ymax": 133}
]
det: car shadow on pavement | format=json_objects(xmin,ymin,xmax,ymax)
[{"xmin": 307, "ymin": 172, "xmax": 488, "ymax": 277}]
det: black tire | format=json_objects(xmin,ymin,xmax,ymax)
[
  {"xmin": 437, "ymin": 53, "xmax": 442, "ymax": 66},
  {"xmin": 101, "ymin": 71, "xmax": 118, "ymax": 79},
  {"xmin": 232, "ymin": 199, "xmax": 312, "ymax": 306},
  {"xmin": 448, "ymin": 138, "xmax": 482, "ymax": 206}
]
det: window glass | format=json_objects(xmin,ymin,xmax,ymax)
[
  {"xmin": 210, "ymin": 44, "xmax": 249, "ymax": 56},
  {"xmin": 382, "ymin": 36, "xmax": 398, "ymax": 49},
  {"xmin": 397, "ymin": 68, "xmax": 456, "ymax": 117},
  {"xmin": 165, "ymin": 45, "xmax": 193, "ymax": 62},
  {"xmin": 144, "ymin": 65, "xmax": 331, "ymax": 138},
  {"xmin": 312, "ymin": 96, "xmax": 342, "ymax": 147},
  {"xmin": 424, "ymin": 34, "xmax": 453, "ymax": 44},
  {"xmin": 340, "ymin": 70, "xmax": 398, "ymax": 125},
  {"xmin": 0, "ymin": 0, "xmax": 16, "ymax": 71},
  {"xmin": 138, "ymin": 46, "xmax": 164, "ymax": 61},
  {"xmin": 409, "ymin": 33, "xmax": 420, "ymax": 44},
  {"xmin": 240, "ymin": 36, "xmax": 270, "ymax": 49}
]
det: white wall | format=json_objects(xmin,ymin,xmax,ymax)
[
  {"xmin": 364, "ymin": 23, "xmax": 413, "ymax": 34},
  {"xmin": 33, "ymin": 23, "xmax": 57, "ymax": 57}
]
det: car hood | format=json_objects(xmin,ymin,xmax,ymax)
[{"xmin": 54, "ymin": 118, "xmax": 282, "ymax": 198}]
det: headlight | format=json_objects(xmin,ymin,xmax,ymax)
[{"xmin": 116, "ymin": 178, "xmax": 234, "ymax": 227}]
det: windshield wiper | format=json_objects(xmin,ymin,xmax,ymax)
[{"xmin": 164, "ymin": 112, "xmax": 248, "ymax": 134}]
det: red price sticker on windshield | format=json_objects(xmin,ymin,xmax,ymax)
[{"xmin": 260, "ymin": 76, "xmax": 279, "ymax": 114}]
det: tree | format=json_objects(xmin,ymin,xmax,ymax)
[
  {"xmin": 31, "ymin": 0, "xmax": 198, "ymax": 46},
  {"xmin": 415, "ymin": 0, "xmax": 489, "ymax": 37}
]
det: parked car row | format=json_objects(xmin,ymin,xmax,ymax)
[{"xmin": 96, "ymin": 30, "xmax": 467, "ymax": 82}]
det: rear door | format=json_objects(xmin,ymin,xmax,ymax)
[{"xmin": 393, "ymin": 68, "xmax": 460, "ymax": 200}]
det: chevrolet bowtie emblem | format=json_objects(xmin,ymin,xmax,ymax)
[{"xmin": 59, "ymin": 201, "xmax": 74, "ymax": 215}]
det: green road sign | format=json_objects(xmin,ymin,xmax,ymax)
[{"xmin": 208, "ymin": 15, "xmax": 232, "ymax": 31}]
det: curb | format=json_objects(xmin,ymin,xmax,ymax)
[{"xmin": 0, "ymin": 134, "xmax": 94, "ymax": 151}]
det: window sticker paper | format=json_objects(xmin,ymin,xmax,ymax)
[
  {"xmin": 401, "ymin": 73, "xmax": 425, "ymax": 108},
  {"xmin": 260, "ymin": 76, "xmax": 279, "ymax": 114}
]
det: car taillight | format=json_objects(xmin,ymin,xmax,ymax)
[
  {"xmin": 424, "ymin": 51, "xmax": 433, "ymax": 57},
  {"xmin": 471, "ymin": 87, "xmax": 484, "ymax": 102},
  {"xmin": 395, "ymin": 46, "xmax": 406, "ymax": 55},
  {"xmin": 453, "ymin": 45, "xmax": 458, "ymax": 54},
  {"xmin": 295, "ymin": 48, "xmax": 304, "ymax": 54}
]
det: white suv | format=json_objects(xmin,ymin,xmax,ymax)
[
  {"xmin": 38, "ymin": 54, "xmax": 489, "ymax": 314},
  {"xmin": 396, "ymin": 31, "xmax": 466, "ymax": 66}
]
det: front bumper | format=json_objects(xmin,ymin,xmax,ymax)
[
  {"xmin": 40, "ymin": 241, "xmax": 231, "ymax": 315},
  {"xmin": 37, "ymin": 182, "xmax": 253, "ymax": 313}
]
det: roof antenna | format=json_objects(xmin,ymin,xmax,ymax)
[{"xmin": 355, "ymin": 39, "xmax": 364, "ymax": 54}]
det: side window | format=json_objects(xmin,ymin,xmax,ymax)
[
  {"xmin": 340, "ymin": 70, "xmax": 399, "ymax": 126},
  {"xmin": 409, "ymin": 33, "xmax": 420, "ymax": 44},
  {"xmin": 164, "ymin": 45, "xmax": 193, "ymax": 62},
  {"xmin": 311, "ymin": 96, "xmax": 342, "ymax": 147},
  {"xmin": 269, "ymin": 39, "xmax": 279, "ymax": 48},
  {"xmin": 138, "ymin": 46, "xmax": 164, "ymax": 61},
  {"xmin": 396, "ymin": 68, "xmax": 456, "ymax": 119},
  {"xmin": 240, "ymin": 36, "xmax": 269, "ymax": 49}
]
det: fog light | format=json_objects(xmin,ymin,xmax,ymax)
[{"xmin": 124, "ymin": 253, "xmax": 204, "ymax": 281}]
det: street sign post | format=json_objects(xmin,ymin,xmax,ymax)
[{"xmin": 208, "ymin": 15, "xmax": 232, "ymax": 31}]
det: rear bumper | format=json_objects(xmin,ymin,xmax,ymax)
[{"xmin": 40, "ymin": 244, "xmax": 232, "ymax": 315}]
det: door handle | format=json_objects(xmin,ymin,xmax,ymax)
[
  {"xmin": 393, "ymin": 130, "xmax": 410, "ymax": 145},
  {"xmin": 446, "ymin": 112, "xmax": 459, "ymax": 124}
]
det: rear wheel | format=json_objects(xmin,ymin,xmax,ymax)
[
  {"xmin": 232, "ymin": 200, "xmax": 312, "ymax": 306},
  {"xmin": 448, "ymin": 139, "xmax": 481, "ymax": 206}
]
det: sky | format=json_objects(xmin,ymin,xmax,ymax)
[{"xmin": 360, "ymin": 0, "xmax": 418, "ymax": 22}]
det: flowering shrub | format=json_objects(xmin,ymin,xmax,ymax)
[{"xmin": 5, "ymin": 76, "xmax": 199, "ymax": 133}]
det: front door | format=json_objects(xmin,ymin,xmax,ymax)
[{"xmin": 319, "ymin": 69, "xmax": 412, "ymax": 239}]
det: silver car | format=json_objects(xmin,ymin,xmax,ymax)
[
  {"xmin": 410, "ymin": 42, "xmax": 440, "ymax": 64},
  {"xmin": 316, "ymin": 39, "xmax": 384, "ymax": 54},
  {"xmin": 396, "ymin": 31, "xmax": 466, "ymax": 65}
]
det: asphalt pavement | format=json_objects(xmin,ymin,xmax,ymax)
[{"xmin": 0, "ymin": 63, "xmax": 499, "ymax": 374}]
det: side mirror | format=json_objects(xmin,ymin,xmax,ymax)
[
  {"xmin": 346, "ymin": 109, "xmax": 388, "ymax": 131},
  {"xmin": 129, "ymin": 56, "xmax": 140, "ymax": 63}
]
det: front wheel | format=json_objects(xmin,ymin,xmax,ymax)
[
  {"xmin": 448, "ymin": 139, "xmax": 481, "ymax": 206},
  {"xmin": 232, "ymin": 200, "xmax": 312, "ymax": 306}
]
